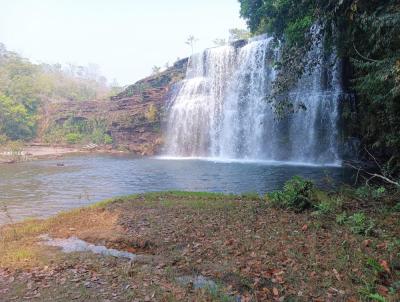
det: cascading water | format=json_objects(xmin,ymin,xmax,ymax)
[{"xmin": 164, "ymin": 29, "xmax": 342, "ymax": 165}]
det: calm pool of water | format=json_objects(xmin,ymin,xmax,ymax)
[{"xmin": 0, "ymin": 154, "xmax": 352, "ymax": 224}]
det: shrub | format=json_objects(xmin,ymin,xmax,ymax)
[
  {"xmin": 46, "ymin": 118, "xmax": 113, "ymax": 145},
  {"xmin": 335, "ymin": 211, "xmax": 375, "ymax": 235},
  {"xmin": 0, "ymin": 134, "xmax": 8, "ymax": 145},
  {"xmin": 355, "ymin": 186, "xmax": 370, "ymax": 199},
  {"xmin": 314, "ymin": 196, "xmax": 343, "ymax": 216},
  {"xmin": 315, "ymin": 200, "xmax": 333, "ymax": 215},
  {"xmin": 367, "ymin": 293, "xmax": 387, "ymax": 302},
  {"xmin": 284, "ymin": 15, "xmax": 314, "ymax": 46},
  {"xmin": 90, "ymin": 128, "xmax": 112, "ymax": 145},
  {"xmin": 372, "ymin": 187, "xmax": 386, "ymax": 199},
  {"xmin": 355, "ymin": 185, "xmax": 387, "ymax": 201},
  {"xmin": 66, "ymin": 132, "xmax": 82, "ymax": 144},
  {"xmin": 267, "ymin": 176, "xmax": 314, "ymax": 212},
  {"xmin": 392, "ymin": 202, "xmax": 400, "ymax": 212},
  {"xmin": 4, "ymin": 140, "xmax": 24, "ymax": 161},
  {"xmin": 90, "ymin": 128, "xmax": 106, "ymax": 145},
  {"xmin": 347, "ymin": 212, "xmax": 375, "ymax": 235},
  {"xmin": 145, "ymin": 104, "xmax": 158, "ymax": 122},
  {"xmin": 336, "ymin": 212, "xmax": 347, "ymax": 225},
  {"xmin": 103, "ymin": 134, "xmax": 113, "ymax": 145}
]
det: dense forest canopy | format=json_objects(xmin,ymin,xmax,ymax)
[
  {"xmin": 0, "ymin": 43, "xmax": 118, "ymax": 141},
  {"xmin": 238, "ymin": 0, "xmax": 400, "ymax": 174}
]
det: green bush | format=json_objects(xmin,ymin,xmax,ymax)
[
  {"xmin": 0, "ymin": 134, "xmax": 8, "ymax": 145},
  {"xmin": 267, "ymin": 176, "xmax": 314, "ymax": 212},
  {"xmin": 355, "ymin": 186, "xmax": 370, "ymax": 199},
  {"xmin": 367, "ymin": 293, "xmax": 387, "ymax": 302},
  {"xmin": 0, "ymin": 94, "xmax": 36, "ymax": 141},
  {"xmin": 315, "ymin": 200, "xmax": 331, "ymax": 214},
  {"xmin": 355, "ymin": 185, "xmax": 387, "ymax": 201},
  {"xmin": 66, "ymin": 132, "xmax": 82, "ymax": 144},
  {"xmin": 314, "ymin": 196, "xmax": 343, "ymax": 216},
  {"xmin": 284, "ymin": 15, "xmax": 314, "ymax": 46},
  {"xmin": 372, "ymin": 187, "xmax": 386, "ymax": 199},
  {"xmin": 45, "ymin": 117, "xmax": 113, "ymax": 145},
  {"xmin": 90, "ymin": 128, "xmax": 112, "ymax": 145},
  {"xmin": 103, "ymin": 134, "xmax": 113, "ymax": 145},
  {"xmin": 90, "ymin": 128, "xmax": 106, "ymax": 145},
  {"xmin": 392, "ymin": 202, "xmax": 400, "ymax": 212},
  {"xmin": 336, "ymin": 212, "xmax": 347, "ymax": 225},
  {"xmin": 335, "ymin": 211, "xmax": 375, "ymax": 235},
  {"xmin": 347, "ymin": 212, "xmax": 375, "ymax": 235}
]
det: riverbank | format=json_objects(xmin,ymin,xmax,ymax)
[
  {"xmin": 0, "ymin": 144, "xmax": 129, "ymax": 164},
  {"xmin": 0, "ymin": 191, "xmax": 398, "ymax": 301}
]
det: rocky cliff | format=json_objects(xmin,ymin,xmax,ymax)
[{"xmin": 38, "ymin": 58, "xmax": 188, "ymax": 155}]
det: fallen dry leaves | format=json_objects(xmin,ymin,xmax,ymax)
[{"xmin": 0, "ymin": 192, "xmax": 399, "ymax": 301}]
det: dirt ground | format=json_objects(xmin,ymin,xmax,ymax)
[
  {"xmin": 0, "ymin": 144, "xmax": 127, "ymax": 164},
  {"xmin": 0, "ymin": 192, "xmax": 399, "ymax": 301}
]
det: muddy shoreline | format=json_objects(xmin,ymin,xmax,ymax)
[{"xmin": 0, "ymin": 144, "xmax": 130, "ymax": 164}]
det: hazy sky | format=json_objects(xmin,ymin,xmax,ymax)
[{"xmin": 0, "ymin": 0, "xmax": 246, "ymax": 85}]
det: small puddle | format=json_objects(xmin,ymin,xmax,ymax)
[
  {"xmin": 176, "ymin": 275, "xmax": 217, "ymax": 290},
  {"xmin": 39, "ymin": 234, "xmax": 136, "ymax": 260}
]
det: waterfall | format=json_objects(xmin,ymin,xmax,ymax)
[{"xmin": 164, "ymin": 31, "xmax": 342, "ymax": 165}]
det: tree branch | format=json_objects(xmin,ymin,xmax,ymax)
[
  {"xmin": 353, "ymin": 42, "xmax": 380, "ymax": 63},
  {"xmin": 345, "ymin": 162, "xmax": 400, "ymax": 188}
]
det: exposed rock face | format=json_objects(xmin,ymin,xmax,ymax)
[{"xmin": 38, "ymin": 59, "xmax": 188, "ymax": 155}]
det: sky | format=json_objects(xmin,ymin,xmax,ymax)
[{"xmin": 0, "ymin": 0, "xmax": 246, "ymax": 86}]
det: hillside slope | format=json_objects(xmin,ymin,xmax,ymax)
[{"xmin": 38, "ymin": 58, "xmax": 188, "ymax": 155}]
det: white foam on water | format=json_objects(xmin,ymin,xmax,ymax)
[
  {"xmin": 39, "ymin": 234, "xmax": 136, "ymax": 260},
  {"xmin": 155, "ymin": 156, "xmax": 342, "ymax": 168}
]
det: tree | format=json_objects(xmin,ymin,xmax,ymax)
[
  {"xmin": 213, "ymin": 38, "xmax": 227, "ymax": 47},
  {"xmin": 0, "ymin": 94, "xmax": 35, "ymax": 140},
  {"xmin": 185, "ymin": 35, "xmax": 198, "ymax": 54},
  {"xmin": 0, "ymin": 43, "xmax": 115, "ymax": 141},
  {"xmin": 228, "ymin": 28, "xmax": 251, "ymax": 41},
  {"xmin": 151, "ymin": 66, "xmax": 161, "ymax": 75}
]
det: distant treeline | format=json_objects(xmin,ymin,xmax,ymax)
[{"xmin": 0, "ymin": 43, "xmax": 120, "ymax": 141}]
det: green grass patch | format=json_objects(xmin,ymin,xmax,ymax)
[
  {"xmin": 95, "ymin": 191, "xmax": 250, "ymax": 210},
  {"xmin": 0, "ymin": 219, "xmax": 49, "ymax": 242},
  {"xmin": 136, "ymin": 191, "xmax": 242, "ymax": 209}
]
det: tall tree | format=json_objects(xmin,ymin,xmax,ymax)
[
  {"xmin": 185, "ymin": 35, "xmax": 198, "ymax": 54},
  {"xmin": 228, "ymin": 28, "xmax": 251, "ymax": 41}
]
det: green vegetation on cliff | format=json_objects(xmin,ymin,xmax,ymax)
[
  {"xmin": 44, "ymin": 117, "xmax": 113, "ymax": 146},
  {"xmin": 238, "ymin": 0, "xmax": 400, "ymax": 172},
  {"xmin": 0, "ymin": 43, "xmax": 116, "ymax": 142}
]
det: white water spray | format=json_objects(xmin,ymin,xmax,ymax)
[{"xmin": 164, "ymin": 31, "xmax": 342, "ymax": 165}]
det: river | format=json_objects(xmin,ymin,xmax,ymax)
[{"xmin": 0, "ymin": 154, "xmax": 352, "ymax": 224}]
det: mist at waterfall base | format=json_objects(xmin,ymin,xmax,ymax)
[{"xmin": 163, "ymin": 31, "xmax": 342, "ymax": 166}]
